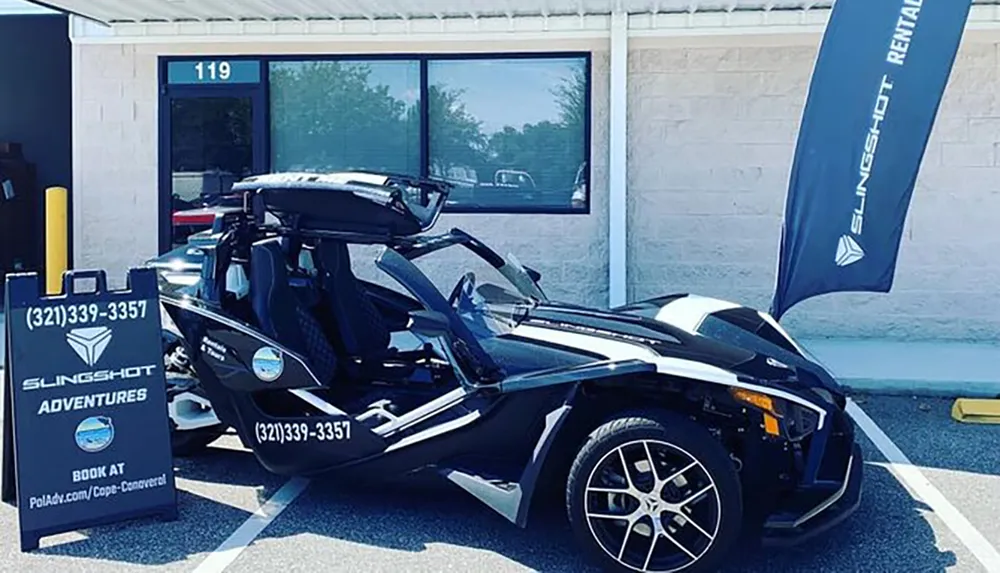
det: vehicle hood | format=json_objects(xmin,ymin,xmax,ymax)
[
  {"xmin": 518, "ymin": 297, "xmax": 843, "ymax": 395},
  {"xmin": 611, "ymin": 293, "xmax": 844, "ymax": 394}
]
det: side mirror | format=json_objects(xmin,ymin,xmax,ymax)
[
  {"xmin": 408, "ymin": 309, "xmax": 451, "ymax": 339},
  {"xmin": 523, "ymin": 265, "xmax": 542, "ymax": 282}
]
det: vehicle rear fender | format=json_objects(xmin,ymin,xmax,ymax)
[{"xmin": 159, "ymin": 298, "xmax": 388, "ymax": 475}]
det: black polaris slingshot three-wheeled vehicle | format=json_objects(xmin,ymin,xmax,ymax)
[{"xmin": 148, "ymin": 171, "xmax": 862, "ymax": 573}]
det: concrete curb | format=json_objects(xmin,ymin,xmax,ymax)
[
  {"xmin": 799, "ymin": 337, "xmax": 1000, "ymax": 399},
  {"xmin": 839, "ymin": 378, "xmax": 1000, "ymax": 398}
]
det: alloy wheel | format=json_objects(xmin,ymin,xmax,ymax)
[{"xmin": 583, "ymin": 439, "xmax": 721, "ymax": 572}]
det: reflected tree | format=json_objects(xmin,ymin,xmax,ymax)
[
  {"xmin": 554, "ymin": 63, "xmax": 588, "ymax": 136},
  {"xmin": 480, "ymin": 61, "xmax": 588, "ymax": 196},
  {"xmin": 170, "ymin": 97, "xmax": 252, "ymax": 174},
  {"xmin": 270, "ymin": 61, "xmax": 420, "ymax": 174},
  {"xmin": 425, "ymin": 84, "xmax": 489, "ymax": 179},
  {"xmin": 269, "ymin": 58, "xmax": 589, "ymax": 206}
]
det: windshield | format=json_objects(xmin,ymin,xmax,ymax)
[
  {"xmin": 453, "ymin": 278, "xmax": 536, "ymax": 340},
  {"xmin": 406, "ymin": 241, "xmax": 541, "ymax": 341}
]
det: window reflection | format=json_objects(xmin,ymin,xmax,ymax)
[
  {"xmin": 427, "ymin": 57, "xmax": 589, "ymax": 211},
  {"xmin": 169, "ymin": 96, "xmax": 253, "ymax": 247},
  {"xmin": 269, "ymin": 60, "xmax": 422, "ymax": 175}
]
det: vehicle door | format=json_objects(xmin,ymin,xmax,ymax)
[{"xmin": 375, "ymin": 247, "xmax": 505, "ymax": 389}]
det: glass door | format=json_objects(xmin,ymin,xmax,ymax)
[{"xmin": 164, "ymin": 93, "xmax": 263, "ymax": 250}]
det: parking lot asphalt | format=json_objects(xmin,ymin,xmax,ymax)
[{"xmin": 0, "ymin": 393, "xmax": 997, "ymax": 573}]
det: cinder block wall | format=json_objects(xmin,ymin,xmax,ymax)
[
  {"xmin": 71, "ymin": 43, "xmax": 159, "ymax": 281},
  {"xmin": 71, "ymin": 33, "xmax": 1000, "ymax": 341},
  {"xmin": 627, "ymin": 35, "xmax": 1000, "ymax": 341}
]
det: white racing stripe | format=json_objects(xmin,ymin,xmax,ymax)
[
  {"xmin": 511, "ymin": 322, "xmax": 828, "ymax": 429},
  {"xmin": 511, "ymin": 324, "xmax": 734, "ymax": 383},
  {"xmin": 511, "ymin": 324, "xmax": 658, "ymax": 360},
  {"xmin": 192, "ymin": 477, "xmax": 311, "ymax": 573},
  {"xmin": 653, "ymin": 295, "xmax": 742, "ymax": 333},
  {"xmin": 847, "ymin": 400, "xmax": 1000, "ymax": 572}
]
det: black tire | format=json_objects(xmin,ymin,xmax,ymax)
[
  {"xmin": 166, "ymin": 378, "xmax": 226, "ymax": 458},
  {"xmin": 566, "ymin": 409, "xmax": 742, "ymax": 573},
  {"xmin": 163, "ymin": 332, "xmax": 225, "ymax": 458},
  {"xmin": 171, "ymin": 425, "xmax": 226, "ymax": 457}
]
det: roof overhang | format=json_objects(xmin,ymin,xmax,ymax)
[
  {"xmin": 27, "ymin": 0, "xmax": 1000, "ymax": 44},
  {"xmin": 30, "ymin": 1, "xmax": 838, "ymax": 24},
  {"xmin": 0, "ymin": 0, "xmax": 56, "ymax": 15}
]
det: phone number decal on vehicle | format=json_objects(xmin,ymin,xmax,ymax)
[
  {"xmin": 254, "ymin": 421, "xmax": 352, "ymax": 444},
  {"xmin": 25, "ymin": 301, "xmax": 149, "ymax": 331}
]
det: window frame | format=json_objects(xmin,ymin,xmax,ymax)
[
  {"xmin": 157, "ymin": 51, "xmax": 593, "ymax": 251},
  {"xmin": 157, "ymin": 60, "xmax": 269, "ymax": 253}
]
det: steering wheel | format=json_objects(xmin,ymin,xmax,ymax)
[{"xmin": 448, "ymin": 272, "xmax": 476, "ymax": 306}]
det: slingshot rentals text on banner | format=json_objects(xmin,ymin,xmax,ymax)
[{"xmin": 770, "ymin": 0, "xmax": 972, "ymax": 320}]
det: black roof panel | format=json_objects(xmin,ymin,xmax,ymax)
[{"xmin": 231, "ymin": 171, "xmax": 451, "ymax": 238}]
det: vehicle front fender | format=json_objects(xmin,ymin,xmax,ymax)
[
  {"xmin": 442, "ymin": 383, "xmax": 582, "ymax": 528},
  {"xmin": 512, "ymin": 383, "xmax": 579, "ymax": 527}
]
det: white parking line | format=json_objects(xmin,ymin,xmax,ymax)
[
  {"xmin": 847, "ymin": 399, "xmax": 1000, "ymax": 572},
  {"xmin": 192, "ymin": 477, "xmax": 311, "ymax": 573}
]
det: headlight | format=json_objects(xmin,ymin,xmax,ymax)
[{"xmin": 729, "ymin": 388, "xmax": 819, "ymax": 441}]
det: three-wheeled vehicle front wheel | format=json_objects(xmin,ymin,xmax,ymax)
[{"xmin": 566, "ymin": 410, "xmax": 743, "ymax": 573}]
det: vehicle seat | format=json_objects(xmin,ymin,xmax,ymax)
[
  {"xmin": 249, "ymin": 237, "xmax": 338, "ymax": 384},
  {"xmin": 313, "ymin": 240, "xmax": 409, "ymax": 380},
  {"xmin": 314, "ymin": 241, "xmax": 391, "ymax": 356}
]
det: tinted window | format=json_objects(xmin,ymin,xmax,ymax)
[
  {"xmin": 427, "ymin": 57, "xmax": 589, "ymax": 211},
  {"xmin": 168, "ymin": 96, "xmax": 253, "ymax": 247},
  {"xmin": 269, "ymin": 60, "xmax": 422, "ymax": 175}
]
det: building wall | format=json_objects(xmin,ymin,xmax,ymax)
[
  {"xmin": 627, "ymin": 35, "xmax": 1000, "ymax": 341},
  {"xmin": 71, "ymin": 39, "xmax": 610, "ymax": 307},
  {"xmin": 71, "ymin": 32, "xmax": 1000, "ymax": 341}
]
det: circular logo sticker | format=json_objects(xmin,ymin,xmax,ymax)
[
  {"xmin": 75, "ymin": 416, "xmax": 115, "ymax": 453},
  {"xmin": 252, "ymin": 347, "xmax": 284, "ymax": 382}
]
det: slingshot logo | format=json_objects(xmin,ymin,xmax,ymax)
[
  {"xmin": 835, "ymin": 235, "xmax": 865, "ymax": 267},
  {"xmin": 67, "ymin": 327, "xmax": 113, "ymax": 367}
]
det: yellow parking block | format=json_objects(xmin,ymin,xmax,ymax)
[{"xmin": 951, "ymin": 398, "xmax": 1000, "ymax": 424}]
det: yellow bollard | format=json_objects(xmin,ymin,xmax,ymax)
[{"xmin": 44, "ymin": 186, "xmax": 69, "ymax": 295}]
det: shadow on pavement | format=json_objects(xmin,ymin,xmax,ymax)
[
  {"xmin": 5, "ymin": 432, "xmax": 960, "ymax": 572},
  {"xmin": 15, "ymin": 442, "xmax": 285, "ymax": 567},
  {"xmin": 853, "ymin": 394, "xmax": 1000, "ymax": 478},
  {"xmin": 216, "ymin": 459, "xmax": 955, "ymax": 573},
  {"xmin": 718, "ymin": 462, "xmax": 957, "ymax": 573}
]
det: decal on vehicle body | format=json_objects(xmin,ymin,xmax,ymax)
[
  {"xmin": 201, "ymin": 337, "xmax": 230, "ymax": 363},
  {"xmin": 252, "ymin": 347, "xmax": 284, "ymax": 382},
  {"xmin": 652, "ymin": 295, "xmax": 742, "ymax": 334},
  {"xmin": 254, "ymin": 421, "xmax": 351, "ymax": 444}
]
